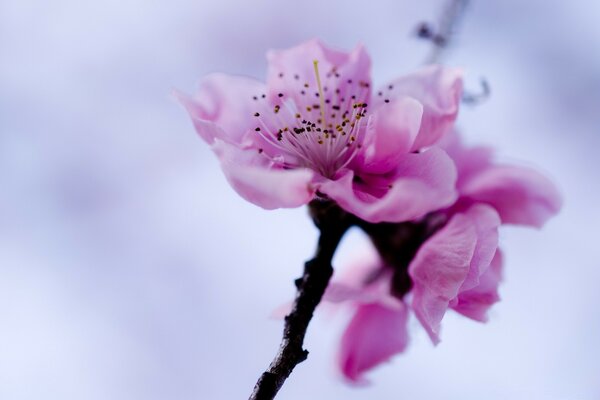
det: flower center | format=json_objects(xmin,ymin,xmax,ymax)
[{"xmin": 251, "ymin": 61, "xmax": 371, "ymax": 178}]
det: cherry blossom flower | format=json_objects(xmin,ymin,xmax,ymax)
[
  {"xmin": 177, "ymin": 39, "xmax": 463, "ymax": 222},
  {"xmin": 325, "ymin": 130, "xmax": 562, "ymax": 382}
]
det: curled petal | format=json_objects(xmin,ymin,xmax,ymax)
[
  {"xmin": 176, "ymin": 74, "xmax": 266, "ymax": 144},
  {"xmin": 338, "ymin": 303, "xmax": 409, "ymax": 383},
  {"xmin": 440, "ymin": 131, "xmax": 562, "ymax": 227},
  {"xmin": 409, "ymin": 212, "xmax": 478, "ymax": 344},
  {"xmin": 452, "ymin": 250, "xmax": 503, "ymax": 322},
  {"xmin": 458, "ymin": 205, "xmax": 501, "ymax": 293},
  {"xmin": 318, "ymin": 148, "xmax": 457, "ymax": 223},
  {"xmin": 377, "ymin": 65, "xmax": 463, "ymax": 150},
  {"xmin": 212, "ymin": 140, "xmax": 315, "ymax": 209},
  {"xmin": 357, "ymin": 97, "xmax": 424, "ymax": 174},
  {"xmin": 410, "ymin": 205, "xmax": 500, "ymax": 343},
  {"xmin": 461, "ymin": 165, "xmax": 563, "ymax": 228},
  {"xmin": 266, "ymin": 39, "xmax": 371, "ymax": 108}
]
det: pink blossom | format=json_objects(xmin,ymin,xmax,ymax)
[
  {"xmin": 326, "ymin": 130, "xmax": 562, "ymax": 382},
  {"xmin": 177, "ymin": 39, "xmax": 463, "ymax": 222},
  {"xmin": 439, "ymin": 131, "xmax": 563, "ymax": 227}
]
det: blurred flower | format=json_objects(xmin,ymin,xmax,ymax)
[
  {"xmin": 177, "ymin": 39, "xmax": 463, "ymax": 222},
  {"xmin": 325, "ymin": 130, "xmax": 562, "ymax": 382}
]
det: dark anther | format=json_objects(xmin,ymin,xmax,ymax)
[
  {"xmin": 254, "ymin": 112, "xmax": 260, "ymax": 117},
  {"xmin": 278, "ymin": 93, "xmax": 284, "ymax": 97},
  {"xmin": 252, "ymin": 96, "xmax": 258, "ymax": 100},
  {"xmin": 279, "ymin": 72, "xmax": 284, "ymax": 78},
  {"xmin": 255, "ymin": 127, "xmax": 261, "ymax": 131},
  {"xmin": 384, "ymin": 99, "xmax": 390, "ymax": 103}
]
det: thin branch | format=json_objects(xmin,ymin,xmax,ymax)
[
  {"xmin": 423, "ymin": 0, "xmax": 470, "ymax": 64},
  {"xmin": 248, "ymin": 201, "xmax": 353, "ymax": 400}
]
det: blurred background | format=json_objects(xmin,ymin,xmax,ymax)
[{"xmin": 1, "ymin": 0, "xmax": 599, "ymax": 399}]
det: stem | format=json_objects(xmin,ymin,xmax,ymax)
[
  {"xmin": 248, "ymin": 201, "xmax": 353, "ymax": 400},
  {"xmin": 425, "ymin": 0, "xmax": 470, "ymax": 64}
]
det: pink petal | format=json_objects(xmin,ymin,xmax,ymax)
[
  {"xmin": 458, "ymin": 204, "xmax": 501, "ymax": 293},
  {"xmin": 453, "ymin": 250, "xmax": 503, "ymax": 322},
  {"xmin": 266, "ymin": 39, "xmax": 371, "ymax": 107},
  {"xmin": 175, "ymin": 73, "xmax": 266, "ymax": 144},
  {"xmin": 357, "ymin": 97, "xmax": 424, "ymax": 174},
  {"xmin": 376, "ymin": 65, "xmax": 463, "ymax": 150},
  {"xmin": 212, "ymin": 139, "xmax": 315, "ymax": 209},
  {"xmin": 409, "ymin": 212, "xmax": 478, "ymax": 344},
  {"xmin": 461, "ymin": 164, "xmax": 563, "ymax": 228},
  {"xmin": 338, "ymin": 303, "xmax": 409, "ymax": 382},
  {"xmin": 437, "ymin": 130, "xmax": 495, "ymax": 190},
  {"xmin": 440, "ymin": 131, "xmax": 562, "ymax": 227},
  {"xmin": 172, "ymin": 97, "xmax": 228, "ymax": 144},
  {"xmin": 317, "ymin": 148, "xmax": 458, "ymax": 223}
]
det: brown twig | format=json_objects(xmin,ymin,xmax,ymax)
[
  {"xmin": 421, "ymin": 0, "xmax": 471, "ymax": 64},
  {"xmin": 248, "ymin": 200, "xmax": 354, "ymax": 400},
  {"xmin": 247, "ymin": 199, "xmax": 451, "ymax": 399}
]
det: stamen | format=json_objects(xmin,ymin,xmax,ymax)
[{"xmin": 313, "ymin": 60, "xmax": 327, "ymax": 128}]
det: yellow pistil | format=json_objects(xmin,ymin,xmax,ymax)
[{"xmin": 313, "ymin": 60, "xmax": 327, "ymax": 128}]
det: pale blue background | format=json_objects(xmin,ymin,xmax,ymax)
[{"xmin": 1, "ymin": 0, "xmax": 598, "ymax": 399}]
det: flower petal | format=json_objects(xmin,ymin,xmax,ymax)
[
  {"xmin": 266, "ymin": 39, "xmax": 371, "ymax": 108},
  {"xmin": 453, "ymin": 250, "xmax": 503, "ymax": 322},
  {"xmin": 338, "ymin": 303, "xmax": 409, "ymax": 382},
  {"xmin": 461, "ymin": 164, "xmax": 563, "ymax": 228},
  {"xmin": 409, "ymin": 212, "xmax": 477, "ymax": 344},
  {"xmin": 457, "ymin": 204, "xmax": 501, "ymax": 293},
  {"xmin": 440, "ymin": 131, "xmax": 562, "ymax": 227},
  {"xmin": 176, "ymin": 73, "xmax": 266, "ymax": 144},
  {"xmin": 317, "ymin": 148, "xmax": 457, "ymax": 223},
  {"xmin": 377, "ymin": 65, "xmax": 463, "ymax": 150},
  {"xmin": 437, "ymin": 130, "xmax": 495, "ymax": 189},
  {"xmin": 212, "ymin": 139, "xmax": 315, "ymax": 209},
  {"xmin": 357, "ymin": 97, "xmax": 424, "ymax": 174}
]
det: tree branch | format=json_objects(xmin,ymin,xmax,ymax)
[
  {"xmin": 421, "ymin": 0, "xmax": 470, "ymax": 64},
  {"xmin": 248, "ymin": 200, "xmax": 353, "ymax": 400}
]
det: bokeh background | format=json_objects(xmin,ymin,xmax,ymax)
[{"xmin": 1, "ymin": 0, "xmax": 599, "ymax": 399}]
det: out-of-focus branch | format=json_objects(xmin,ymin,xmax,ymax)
[
  {"xmin": 248, "ymin": 201, "xmax": 353, "ymax": 400},
  {"xmin": 418, "ymin": 0, "xmax": 471, "ymax": 64}
]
